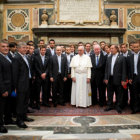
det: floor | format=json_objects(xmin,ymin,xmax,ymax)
[{"xmin": 0, "ymin": 114, "xmax": 140, "ymax": 140}]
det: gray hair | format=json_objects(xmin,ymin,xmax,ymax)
[
  {"xmin": 78, "ymin": 45, "xmax": 84, "ymax": 50},
  {"xmin": 17, "ymin": 42, "xmax": 27, "ymax": 49},
  {"xmin": 93, "ymin": 44, "xmax": 101, "ymax": 50}
]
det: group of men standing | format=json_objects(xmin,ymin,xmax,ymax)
[{"xmin": 0, "ymin": 38, "xmax": 140, "ymax": 133}]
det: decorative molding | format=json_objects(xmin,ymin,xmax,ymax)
[
  {"xmin": 127, "ymin": 8, "xmax": 140, "ymax": 31},
  {"xmin": 7, "ymin": 8, "xmax": 30, "ymax": 32}
]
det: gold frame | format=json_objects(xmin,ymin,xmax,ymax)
[{"xmin": 57, "ymin": 0, "xmax": 102, "ymax": 23}]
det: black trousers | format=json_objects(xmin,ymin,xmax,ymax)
[
  {"xmin": 64, "ymin": 76, "xmax": 72, "ymax": 103},
  {"xmin": 0, "ymin": 96, "xmax": 12, "ymax": 126},
  {"xmin": 16, "ymin": 89, "xmax": 30, "ymax": 121},
  {"xmin": 131, "ymin": 75, "xmax": 140, "ymax": 112},
  {"xmin": 107, "ymin": 76, "xmax": 123, "ymax": 108},
  {"xmin": 91, "ymin": 78, "xmax": 106, "ymax": 105},
  {"xmin": 29, "ymin": 78, "xmax": 36, "ymax": 105},
  {"xmin": 34, "ymin": 77, "xmax": 49, "ymax": 104},
  {"xmin": 52, "ymin": 74, "xmax": 64, "ymax": 104}
]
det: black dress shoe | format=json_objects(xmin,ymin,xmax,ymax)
[
  {"xmin": 27, "ymin": 109, "xmax": 35, "ymax": 113},
  {"xmin": 116, "ymin": 107, "xmax": 122, "ymax": 114},
  {"xmin": 24, "ymin": 117, "xmax": 34, "ymax": 122},
  {"xmin": 104, "ymin": 106, "xmax": 113, "ymax": 111},
  {"xmin": 59, "ymin": 103, "xmax": 66, "ymax": 106},
  {"xmin": 53, "ymin": 103, "xmax": 57, "ymax": 107},
  {"xmin": 0, "ymin": 126, "xmax": 8, "ymax": 133},
  {"xmin": 5, "ymin": 119, "xmax": 16, "ymax": 125},
  {"xmin": 42, "ymin": 103, "xmax": 51, "ymax": 107},
  {"xmin": 17, "ymin": 121, "xmax": 28, "ymax": 128}
]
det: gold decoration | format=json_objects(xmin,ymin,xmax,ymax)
[
  {"xmin": 11, "ymin": 13, "xmax": 25, "ymax": 27},
  {"xmin": 131, "ymin": 13, "xmax": 140, "ymax": 27}
]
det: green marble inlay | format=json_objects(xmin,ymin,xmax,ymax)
[
  {"xmin": 134, "ymin": 34, "xmax": 140, "ymax": 38},
  {"xmin": 127, "ymin": 8, "xmax": 134, "ymax": 16},
  {"xmin": 12, "ymin": 35, "xmax": 23, "ymax": 40},
  {"xmin": 22, "ymin": 9, "xmax": 29, "ymax": 15},
  {"xmin": 24, "ymin": 24, "xmax": 29, "ymax": 31},
  {"xmin": 8, "ymin": 25, "xmax": 13, "ymax": 31}
]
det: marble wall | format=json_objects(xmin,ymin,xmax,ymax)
[{"xmin": 1, "ymin": 2, "xmax": 140, "ymax": 44}]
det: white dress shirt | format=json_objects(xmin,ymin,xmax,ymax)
[
  {"xmin": 40, "ymin": 54, "xmax": 45, "ymax": 65},
  {"xmin": 57, "ymin": 55, "xmax": 61, "ymax": 73},
  {"xmin": 50, "ymin": 48, "xmax": 55, "ymax": 56},
  {"xmin": 134, "ymin": 52, "xmax": 139, "ymax": 75},
  {"xmin": 85, "ymin": 51, "xmax": 91, "ymax": 56},
  {"xmin": 122, "ymin": 51, "xmax": 128, "ymax": 57},
  {"xmin": 111, "ymin": 53, "xmax": 118, "ymax": 75}
]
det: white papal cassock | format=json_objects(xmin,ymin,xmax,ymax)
[{"xmin": 70, "ymin": 54, "xmax": 92, "ymax": 107}]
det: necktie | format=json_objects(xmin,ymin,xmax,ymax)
[{"xmin": 96, "ymin": 55, "xmax": 99, "ymax": 66}]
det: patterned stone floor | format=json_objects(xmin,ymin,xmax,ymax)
[{"xmin": 0, "ymin": 114, "xmax": 140, "ymax": 140}]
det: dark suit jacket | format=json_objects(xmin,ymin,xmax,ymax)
[
  {"xmin": 34, "ymin": 54, "xmax": 50, "ymax": 78},
  {"xmin": 128, "ymin": 53, "xmax": 140, "ymax": 80},
  {"xmin": 50, "ymin": 54, "xmax": 68, "ymax": 80},
  {"xmin": 120, "ymin": 50, "xmax": 132, "ymax": 78},
  {"xmin": 27, "ymin": 53, "xmax": 35, "ymax": 78},
  {"xmin": 34, "ymin": 48, "xmax": 40, "ymax": 56},
  {"xmin": 104, "ymin": 54, "xmax": 127, "ymax": 85},
  {"xmin": 12, "ymin": 53, "xmax": 30, "ymax": 92},
  {"xmin": 0, "ymin": 54, "xmax": 12, "ymax": 96},
  {"xmin": 90, "ymin": 52, "xmax": 107, "ymax": 85},
  {"xmin": 64, "ymin": 54, "xmax": 74, "ymax": 74},
  {"xmin": 46, "ymin": 48, "xmax": 55, "ymax": 57}
]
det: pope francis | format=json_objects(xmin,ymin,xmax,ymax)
[{"xmin": 70, "ymin": 46, "xmax": 92, "ymax": 107}]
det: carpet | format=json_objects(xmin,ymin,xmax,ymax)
[{"xmin": 29, "ymin": 103, "xmax": 132, "ymax": 116}]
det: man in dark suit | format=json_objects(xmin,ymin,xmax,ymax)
[
  {"xmin": 128, "ymin": 41, "xmax": 140, "ymax": 114},
  {"xmin": 0, "ymin": 39, "xmax": 15, "ymax": 133},
  {"xmin": 85, "ymin": 43, "xmax": 92, "ymax": 57},
  {"xmin": 34, "ymin": 46, "xmax": 50, "ymax": 108},
  {"xmin": 90, "ymin": 44, "xmax": 107, "ymax": 107},
  {"xmin": 50, "ymin": 46, "xmax": 68, "ymax": 107},
  {"xmin": 64, "ymin": 46, "xmax": 73, "ymax": 103},
  {"xmin": 8, "ymin": 42, "xmax": 17, "ymax": 117},
  {"xmin": 34, "ymin": 40, "xmax": 45, "ymax": 56},
  {"xmin": 70, "ymin": 44, "xmax": 77, "ymax": 56},
  {"xmin": 120, "ymin": 43, "xmax": 132, "ymax": 108},
  {"xmin": 26, "ymin": 45, "xmax": 36, "ymax": 112},
  {"xmin": 104, "ymin": 44, "xmax": 127, "ymax": 113},
  {"xmin": 46, "ymin": 39, "xmax": 55, "ymax": 57},
  {"xmin": 8, "ymin": 42, "xmax": 17, "ymax": 59},
  {"xmin": 13, "ymin": 42, "xmax": 34, "ymax": 128}
]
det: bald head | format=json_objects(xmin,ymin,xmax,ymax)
[{"xmin": 56, "ymin": 45, "xmax": 62, "ymax": 56}]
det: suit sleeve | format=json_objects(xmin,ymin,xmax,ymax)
[
  {"xmin": 64, "ymin": 57, "xmax": 68, "ymax": 78},
  {"xmin": 0, "ymin": 62, "xmax": 7, "ymax": 95},
  {"xmin": 127, "ymin": 56, "xmax": 132, "ymax": 80},
  {"xmin": 34, "ymin": 57, "xmax": 43, "ymax": 76},
  {"xmin": 122, "ymin": 57, "xmax": 127, "ymax": 82},
  {"xmin": 12, "ymin": 57, "xmax": 19, "ymax": 89},
  {"xmin": 104, "ymin": 57, "xmax": 109, "ymax": 80},
  {"xmin": 45, "ymin": 57, "xmax": 50, "ymax": 75},
  {"xmin": 49, "ymin": 57, "xmax": 53, "ymax": 78}
]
